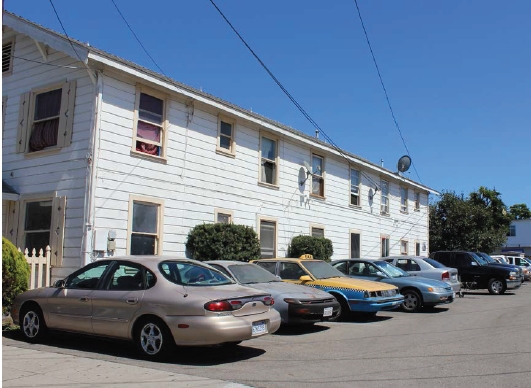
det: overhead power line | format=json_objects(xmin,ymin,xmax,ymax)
[
  {"xmin": 352, "ymin": 0, "xmax": 423, "ymax": 184},
  {"xmin": 48, "ymin": 0, "xmax": 86, "ymax": 65},
  {"xmin": 208, "ymin": 0, "xmax": 382, "ymax": 190}
]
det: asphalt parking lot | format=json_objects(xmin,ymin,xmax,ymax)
[{"xmin": 3, "ymin": 284, "xmax": 531, "ymax": 388}]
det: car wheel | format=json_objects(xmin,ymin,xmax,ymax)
[
  {"xmin": 401, "ymin": 290, "xmax": 422, "ymax": 313},
  {"xmin": 20, "ymin": 304, "xmax": 48, "ymax": 343},
  {"xmin": 488, "ymin": 278, "xmax": 506, "ymax": 295},
  {"xmin": 134, "ymin": 317, "xmax": 175, "ymax": 360},
  {"xmin": 333, "ymin": 296, "xmax": 351, "ymax": 321}
]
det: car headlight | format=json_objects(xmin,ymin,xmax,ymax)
[
  {"xmin": 283, "ymin": 298, "xmax": 302, "ymax": 304},
  {"xmin": 427, "ymin": 287, "xmax": 447, "ymax": 293}
]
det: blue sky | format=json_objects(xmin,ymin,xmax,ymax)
[{"xmin": 5, "ymin": 0, "xmax": 530, "ymax": 208}]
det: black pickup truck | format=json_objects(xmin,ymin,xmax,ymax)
[{"xmin": 429, "ymin": 251, "xmax": 522, "ymax": 295}]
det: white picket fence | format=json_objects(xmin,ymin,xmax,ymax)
[{"xmin": 19, "ymin": 246, "xmax": 51, "ymax": 289}]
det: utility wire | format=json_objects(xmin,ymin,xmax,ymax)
[
  {"xmin": 208, "ymin": 0, "xmax": 382, "ymax": 190},
  {"xmin": 110, "ymin": 0, "xmax": 167, "ymax": 76},
  {"xmin": 48, "ymin": 0, "xmax": 87, "ymax": 65},
  {"xmin": 353, "ymin": 0, "xmax": 423, "ymax": 184}
]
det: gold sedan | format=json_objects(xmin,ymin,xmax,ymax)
[{"xmin": 11, "ymin": 256, "xmax": 281, "ymax": 360}]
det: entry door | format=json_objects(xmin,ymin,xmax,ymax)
[
  {"xmin": 91, "ymin": 262, "xmax": 148, "ymax": 338},
  {"xmin": 47, "ymin": 261, "xmax": 112, "ymax": 333}
]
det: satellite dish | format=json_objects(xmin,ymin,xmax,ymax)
[{"xmin": 397, "ymin": 155, "xmax": 412, "ymax": 173}]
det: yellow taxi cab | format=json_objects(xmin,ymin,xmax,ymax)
[{"xmin": 252, "ymin": 255, "xmax": 404, "ymax": 319}]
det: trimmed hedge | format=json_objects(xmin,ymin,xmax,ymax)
[
  {"xmin": 2, "ymin": 237, "xmax": 30, "ymax": 315},
  {"xmin": 287, "ymin": 235, "xmax": 334, "ymax": 262},
  {"xmin": 185, "ymin": 223, "xmax": 261, "ymax": 262}
]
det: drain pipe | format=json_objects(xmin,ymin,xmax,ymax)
[{"xmin": 81, "ymin": 70, "xmax": 103, "ymax": 266}]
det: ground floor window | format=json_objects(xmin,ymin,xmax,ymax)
[
  {"xmin": 259, "ymin": 219, "xmax": 276, "ymax": 258},
  {"xmin": 381, "ymin": 236, "xmax": 390, "ymax": 257},
  {"xmin": 415, "ymin": 241, "xmax": 421, "ymax": 256},
  {"xmin": 350, "ymin": 232, "xmax": 360, "ymax": 258},
  {"xmin": 400, "ymin": 240, "xmax": 408, "ymax": 255},
  {"xmin": 23, "ymin": 200, "xmax": 52, "ymax": 253},
  {"xmin": 128, "ymin": 195, "xmax": 164, "ymax": 255},
  {"xmin": 311, "ymin": 226, "xmax": 324, "ymax": 238}
]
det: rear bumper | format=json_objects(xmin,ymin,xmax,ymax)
[
  {"xmin": 444, "ymin": 280, "xmax": 461, "ymax": 293},
  {"xmin": 166, "ymin": 309, "xmax": 281, "ymax": 346}
]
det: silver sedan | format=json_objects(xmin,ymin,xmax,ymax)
[
  {"xmin": 207, "ymin": 260, "xmax": 340, "ymax": 325},
  {"xmin": 384, "ymin": 256, "xmax": 461, "ymax": 293}
]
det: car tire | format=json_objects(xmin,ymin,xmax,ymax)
[
  {"xmin": 487, "ymin": 278, "xmax": 506, "ymax": 295},
  {"xmin": 333, "ymin": 296, "xmax": 351, "ymax": 321},
  {"xmin": 19, "ymin": 303, "xmax": 48, "ymax": 343},
  {"xmin": 401, "ymin": 289, "xmax": 422, "ymax": 313},
  {"xmin": 134, "ymin": 317, "xmax": 175, "ymax": 360}
]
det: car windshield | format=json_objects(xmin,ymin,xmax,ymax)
[
  {"xmin": 228, "ymin": 264, "xmax": 281, "ymax": 284},
  {"xmin": 302, "ymin": 260, "xmax": 344, "ymax": 279},
  {"xmin": 469, "ymin": 252, "xmax": 488, "ymax": 265},
  {"xmin": 373, "ymin": 261, "xmax": 409, "ymax": 278},
  {"xmin": 423, "ymin": 258, "xmax": 446, "ymax": 268},
  {"xmin": 159, "ymin": 261, "xmax": 233, "ymax": 286},
  {"xmin": 477, "ymin": 253, "xmax": 495, "ymax": 263}
]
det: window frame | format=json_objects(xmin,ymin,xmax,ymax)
[
  {"xmin": 310, "ymin": 152, "xmax": 325, "ymax": 198},
  {"xmin": 350, "ymin": 167, "xmax": 361, "ymax": 207},
  {"xmin": 258, "ymin": 131, "xmax": 279, "ymax": 187},
  {"xmin": 414, "ymin": 191, "xmax": 421, "ymax": 211},
  {"xmin": 132, "ymin": 85, "xmax": 168, "ymax": 161},
  {"xmin": 2, "ymin": 38, "xmax": 15, "ymax": 76},
  {"xmin": 415, "ymin": 240, "xmax": 421, "ymax": 256},
  {"xmin": 400, "ymin": 239, "xmax": 409, "ymax": 255},
  {"xmin": 380, "ymin": 179, "xmax": 390, "ymax": 215},
  {"xmin": 381, "ymin": 235, "xmax": 390, "ymax": 257},
  {"xmin": 216, "ymin": 114, "xmax": 236, "ymax": 157},
  {"xmin": 127, "ymin": 195, "xmax": 164, "ymax": 255},
  {"xmin": 400, "ymin": 186, "xmax": 408, "ymax": 213},
  {"xmin": 258, "ymin": 216, "xmax": 278, "ymax": 259},
  {"xmin": 214, "ymin": 208, "xmax": 233, "ymax": 224},
  {"xmin": 507, "ymin": 225, "xmax": 516, "ymax": 237},
  {"xmin": 17, "ymin": 79, "xmax": 76, "ymax": 155}
]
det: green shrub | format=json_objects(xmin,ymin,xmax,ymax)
[
  {"xmin": 287, "ymin": 235, "xmax": 334, "ymax": 262},
  {"xmin": 2, "ymin": 237, "xmax": 30, "ymax": 315},
  {"xmin": 186, "ymin": 223, "xmax": 261, "ymax": 262}
]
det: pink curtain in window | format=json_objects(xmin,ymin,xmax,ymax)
[{"xmin": 136, "ymin": 121, "xmax": 160, "ymax": 155}]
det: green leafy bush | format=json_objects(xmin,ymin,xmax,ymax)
[
  {"xmin": 186, "ymin": 223, "xmax": 261, "ymax": 262},
  {"xmin": 287, "ymin": 235, "xmax": 334, "ymax": 262},
  {"xmin": 2, "ymin": 237, "xmax": 30, "ymax": 315}
]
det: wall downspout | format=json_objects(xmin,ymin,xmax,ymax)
[{"xmin": 81, "ymin": 70, "xmax": 103, "ymax": 266}]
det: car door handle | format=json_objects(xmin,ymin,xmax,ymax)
[
  {"xmin": 79, "ymin": 297, "xmax": 90, "ymax": 302},
  {"xmin": 126, "ymin": 298, "xmax": 139, "ymax": 305}
]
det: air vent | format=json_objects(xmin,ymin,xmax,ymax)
[{"xmin": 3, "ymin": 42, "xmax": 13, "ymax": 73}]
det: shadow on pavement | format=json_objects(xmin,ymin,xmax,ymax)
[
  {"xmin": 2, "ymin": 328, "xmax": 266, "ymax": 366},
  {"xmin": 273, "ymin": 323, "xmax": 330, "ymax": 336}
]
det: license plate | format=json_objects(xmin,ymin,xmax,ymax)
[
  {"xmin": 252, "ymin": 321, "xmax": 267, "ymax": 336},
  {"xmin": 452, "ymin": 275, "xmax": 457, "ymax": 280},
  {"xmin": 323, "ymin": 307, "xmax": 333, "ymax": 317}
]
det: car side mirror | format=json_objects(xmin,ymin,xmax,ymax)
[
  {"xmin": 53, "ymin": 279, "xmax": 66, "ymax": 288},
  {"xmin": 375, "ymin": 271, "xmax": 385, "ymax": 277},
  {"xmin": 299, "ymin": 275, "xmax": 312, "ymax": 282}
]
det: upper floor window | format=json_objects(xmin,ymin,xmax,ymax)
[
  {"xmin": 260, "ymin": 134, "xmax": 278, "ymax": 185},
  {"xmin": 311, "ymin": 153, "xmax": 324, "ymax": 197},
  {"xmin": 2, "ymin": 39, "xmax": 14, "ymax": 74},
  {"xmin": 350, "ymin": 168, "xmax": 360, "ymax": 206},
  {"xmin": 380, "ymin": 179, "xmax": 389, "ymax": 215},
  {"xmin": 217, "ymin": 115, "xmax": 235, "ymax": 156},
  {"xmin": 507, "ymin": 225, "xmax": 516, "ymax": 237},
  {"xmin": 128, "ymin": 196, "xmax": 164, "ymax": 255},
  {"xmin": 400, "ymin": 187, "xmax": 408, "ymax": 213},
  {"xmin": 17, "ymin": 80, "xmax": 77, "ymax": 154},
  {"xmin": 414, "ymin": 192, "xmax": 421, "ymax": 211},
  {"xmin": 133, "ymin": 88, "xmax": 166, "ymax": 158}
]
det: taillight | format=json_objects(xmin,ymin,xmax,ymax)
[
  {"xmin": 441, "ymin": 271, "xmax": 450, "ymax": 280},
  {"xmin": 204, "ymin": 301, "xmax": 232, "ymax": 311},
  {"xmin": 263, "ymin": 296, "xmax": 274, "ymax": 306}
]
